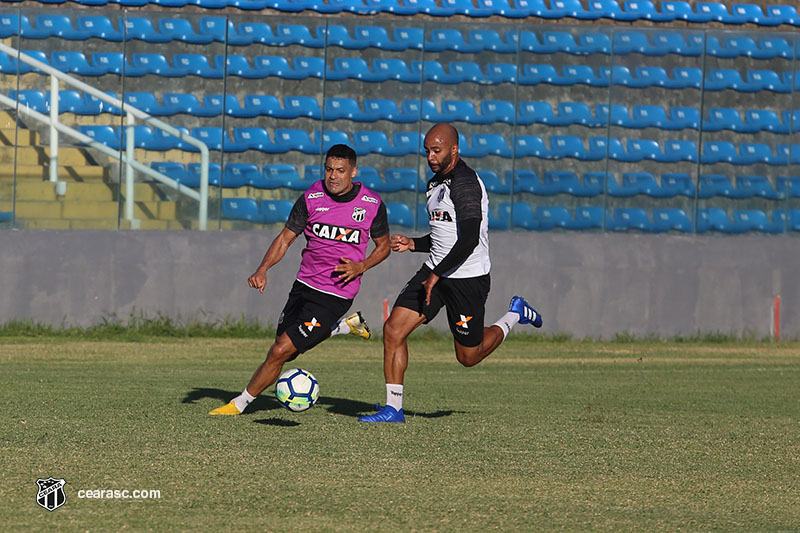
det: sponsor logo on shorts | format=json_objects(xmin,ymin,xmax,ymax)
[
  {"xmin": 311, "ymin": 223, "xmax": 361, "ymax": 243},
  {"xmin": 456, "ymin": 315, "xmax": 472, "ymax": 329},
  {"xmin": 304, "ymin": 317, "xmax": 322, "ymax": 332}
]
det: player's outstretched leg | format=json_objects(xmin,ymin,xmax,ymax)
[
  {"xmin": 359, "ymin": 403, "xmax": 405, "ymax": 423},
  {"xmin": 330, "ymin": 311, "xmax": 371, "ymax": 340},
  {"xmin": 509, "ymin": 296, "xmax": 543, "ymax": 328}
]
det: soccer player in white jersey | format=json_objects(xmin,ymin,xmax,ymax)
[{"xmin": 359, "ymin": 123, "xmax": 543, "ymax": 423}]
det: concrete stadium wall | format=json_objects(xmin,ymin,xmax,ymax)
[{"xmin": 1, "ymin": 230, "xmax": 797, "ymax": 339}]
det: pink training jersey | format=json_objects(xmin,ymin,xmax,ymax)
[{"xmin": 295, "ymin": 180, "xmax": 383, "ymax": 300}]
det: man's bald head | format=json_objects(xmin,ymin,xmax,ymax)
[{"xmin": 424, "ymin": 123, "xmax": 460, "ymax": 175}]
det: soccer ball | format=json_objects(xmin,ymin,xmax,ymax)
[{"xmin": 275, "ymin": 368, "xmax": 320, "ymax": 412}]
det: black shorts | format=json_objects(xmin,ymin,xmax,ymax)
[
  {"xmin": 394, "ymin": 265, "xmax": 490, "ymax": 348},
  {"xmin": 277, "ymin": 280, "xmax": 353, "ymax": 355}
]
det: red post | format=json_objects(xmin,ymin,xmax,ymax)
[{"xmin": 383, "ymin": 298, "xmax": 389, "ymax": 322}]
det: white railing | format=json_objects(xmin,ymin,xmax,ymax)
[{"xmin": 0, "ymin": 42, "xmax": 210, "ymax": 230}]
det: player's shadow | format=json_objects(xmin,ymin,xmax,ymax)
[
  {"xmin": 181, "ymin": 387, "xmax": 281, "ymax": 414},
  {"xmin": 182, "ymin": 388, "xmax": 463, "ymax": 420},
  {"xmin": 318, "ymin": 396, "xmax": 464, "ymax": 419}
]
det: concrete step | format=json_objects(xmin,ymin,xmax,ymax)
[
  {"xmin": 0, "ymin": 128, "xmax": 39, "ymax": 146},
  {"xmin": 0, "ymin": 146, "xmax": 90, "ymax": 166},
  {"xmin": 0, "ymin": 164, "xmax": 109, "ymax": 181},
  {"xmin": 13, "ymin": 199, "xmax": 178, "ymax": 221}
]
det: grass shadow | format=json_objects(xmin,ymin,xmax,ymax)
[
  {"xmin": 318, "ymin": 396, "xmax": 465, "ymax": 419},
  {"xmin": 253, "ymin": 418, "xmax": 300, "ymax": 427}
]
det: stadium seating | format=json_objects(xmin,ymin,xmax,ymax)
[{"xmin": 652, "ymin": 208, "xmax": 693, "ymax": 232}]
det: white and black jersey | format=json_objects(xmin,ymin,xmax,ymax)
[{"xmin": 417, "ymin": 159, "xmax": 490, "ymax": 279}]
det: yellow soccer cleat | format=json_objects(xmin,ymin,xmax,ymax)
[
  {"xmin": 208, "ymin": 401, "xmax": 241, "ymax": 415},
  {"xmin": 344, "ymin": 311, "xmax": 371, "ymax": 340}
]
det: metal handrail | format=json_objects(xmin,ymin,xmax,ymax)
[{"xmin": 0, "ymin": 42, "xmax": 209, "ymax": 230}]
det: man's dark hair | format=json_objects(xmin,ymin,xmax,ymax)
[{"xmin": 325, "ymin": 144, "xmax": 357, "ymax": 166}]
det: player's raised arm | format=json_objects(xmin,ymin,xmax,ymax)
[{"xmin": 248, "ymin": 227, "xmax": 299, "ymax": 293}]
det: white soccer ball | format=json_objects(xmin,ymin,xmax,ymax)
[{"xmin": 275, "ymin": 368, "xmax": 320, "ymax": 412}]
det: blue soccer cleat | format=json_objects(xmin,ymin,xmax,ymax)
[
  {"xmin": 358, "ymin": 404, "xmax": 405, "ymax": 423},
  {"xmin": 509, "ymin": 296, "xmax": 543, "ymax": 328}
]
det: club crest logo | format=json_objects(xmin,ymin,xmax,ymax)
[
  {"xmin": 352, "ymin": 206, "xmax": 366, "ymax": 222},
  {"xmin": 36, "ymin": 477, "xmax": 66, "ymax": 511}
]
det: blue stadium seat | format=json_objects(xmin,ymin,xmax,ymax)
[
  {"xmin": 158, "ymin": 18, "xmax": 213, "ymax": 44},
  {"xmin": 577, "ymin": 32, "xmax": 611, "ymax": 54},
  {"xmin": 746, "ymin": 70, "xmax": 788, "ymax": 93},
  {"xmin": 275, "ymin": 24, "xmax": 324, "ymax": 47},
  {"xmin": 514, "ymin": 135, "xmax": 550, "ymax": 159},
  {"xmin": 620, "ymin": 172, "xmax": 664, "ymax": 197},
  {"xmin": 162, "ymin": 93, "xmax": 203, "ymax": 115},
  {"xmin": 669, "ymin": 107, "xmax": 700, "ymax": 130},
  {"xmin": 701, "ymin": 141, "xmax": 737, "ymax": 164},
  {"xmin": 595, "ymin": 103, "xmax": 632, "ymax": 127},
  {"xmin": 518, "ymin": 101, "xmax": 555, "ymax": 125},
  {"xmin": 736, "ymin": 143, "xmax": 774, "ymax": 165},
  {"xmin": 438, "ymin": 100, "xmax": 489, "ymax": 124},
  {"xmin": 549, "ymin": 135, "xmax": 589, "ymax": 160},
  {"xmin": 188, "ymin": 127, "xmax": 229, "ymax": 152},
  {"xmin": 252, "ymin": 56, "xmax": 293, "ymax": 78},
  {"xmin": 9, "ymin": 90, "xmax": 49, "ymax": 113},
  {"xmin": 573, "ymin": 206, "xmax": 604, "ymax": 229},
  {"xmin": 56, "ymin": 90, "xmax": 101, "ymax": 115},
  {"xmin": 704, "ymin": 108, "xmax": 749, "ymax": 133},
  {"xmin": 332, "ymin": 57, "xmax": 384, "ymax": 82},
  {"xmin": 283, "ymin": 96, "xmax": 322, "ymax": 119},
  {"xmin": 29, "ymin": 14, "xmax": 86, "ymax": 40},
  {"xmin": 625, "ymin": 139, "xmax": 663, "ymax": 162},
  {"xmin": 0, "ymin": 14, "xmax": 32, "ymax": 39},
  {"xmin": 122, "ymin": 92, "xmax": 169, "ymax": 116},
  {"xmin": 151, "ymin": 162, "xmax": 188, "ymax": 183},
  {"xmin": 123, "ymin": 17, "xmax": 170, "ymax": 43},
  {"xmin": 386, "ymin": 168, "xmax": 422, "ymax": 191},
  {"xmin": 353, "ymin": 25, "xmax": 402, "ymax": 51},
  {"xmin": 736, "ymin": 175, "xmax": 783, "ymax": 200},
  {"xmin": 275, "ymin": 128, "xmax": 316, "ymax": 154},
  {"xmin": 661, "ymin": 140, "xmax": 698, "ymax": 162},
  {"xmin": 147, "ymin": 127, "xmax": 192, "ymax": 151},
  {"xmin": 222, "ymin": 198, "xmax": 263, "ymax": 223},
  {"xmin": 537, "ymin": 31, "xmax": 579, "ymax": 54},
  {"xmin": 324, "ymin": 97, "xmax": 365, "ymax": 121},
  {"xmin": 261, "ymin": 200, "xmax": 294, "ymax": 224},
  {"xmin": 316, "ymin": 24, "xmax": 363, "ymax": 49},
  {"xmin": 764, "ymin": 5, "xmax": 800, "ymax": 26},
  {"xmin": 540, "ymin": 171, "xmax": 578, "ymax": 196},
  {"xmin": 372, "ymin": 58, "xmax": 419, "ymax": 82},
  {"xmin": 77, "ymin": 15, "xmax": 123, "ymax": 41},
  {"xmin": 731, "ymin": 210, "xmax": 780, "ymax": 233},
  {"xmin": 748, "ymin": 109, "xmax": 789, "ymax": 134},
  {"xmin": 502, "ymin": 170, "xmax": 538, "ymax": 194},
  {"xmin": 483, "ymin": 61, "xmax": 517, "ymax": 83},
  {"xmin": 622, "ymin": 0, "xmax": 675, "ymax": 21},
  {"xmin": 669, "ymin": 67, "xmax": 703, "ymax": 89},
  {"xmin": 698, "ymin": 174, "xmax": 736, "ymax": 198},
  {"xmin": 218, "ymin": 55, "xmax": 260, "ymax": 79},
  {"xmin": 51, "ymin": 51, "xmax": 105, "ymax": 76},
  {"xmin": 243, "ymin": 95, "xmax": 287, "ymax": 118},
  {"xmin": 650, "ymin": 208, "xmax": 692, "ymax": 233},
  {"xmin": 288, "ymin": 56, "xmax": 324, "ymax": 79},
  {"xmin": 78, "ymin": 125, "xmax": 121, "ymax": 150},
  {"xmin": 549, "ymin": 0, "xmax": 600, "ymax": 19},
  {"xmin": 558, "ymin": 102, "xmax": 600, "ymax": 127},
  {"xmin": 222, "ymin": 164, "xmax": 259, "ymax": 188},
  {"xmin": 480, "ymin": 100, "xmax": 516, "ymax": 124},
  {"xmin": 231, "ymin": 128, "xmax": 276, "ymax": 153},
  {"xmin": 362, "ymin": 99, "xmax": 408, "ymax": 122},
  {"xmin": 235, "ymin": 22, "xmax": 277, "ymax": 45},
  {"xmin": 471, "ymin": 133, "xmax": 513, "ymax": 158},
  {"xmin": 490, "ymin": 204, "xmax": 512, "ymax": 230},
  {"xmin": 477, "ymin": 170, "xmax": 511, "ymax": 194},
  {"xmin": 613, "ymin": 31, "xmax": 650, "ymax": 55},
  {"xmin": 400, "ymin": 99, "xmax": 437, "ymax": 121},
  {"xmin": 630, "ymin": 105, "xmax": 669, "ymax": 129},
  {"xmin": 520, "ymin": 64, "xmax": 559, "ymax": 85},
  {"xmin": 587, "ymin": 137, "xmax": 618, "ymax": 160},
  {"xmin": 469, "ymin": 29, "xmax": 516, "ymax": 53},
  {"xmin": 426, "ymin": 28, "xmax": 482, "ymax": 53},
  {"xmin": 392, "ymin": 27, "xmax": 424, "ymax": 49},
  {"xmin": 608, "ymin": 208, "xmax": 654, "ymax": 232},
  {"xmin": 172, "ymin": 54, "xmax": 222, "ymax": 78},
  {"xmin": 533, "ymin": 206, "xmax": 573, "ymax": 229},
  {"xmin": 354, "ymin": 131, "xmax": 397, "ymax": 156},
  {"xmin": 385, "ymin": 202, "xmax": 415, "ymax": 227},
  {"xmin": 660, "ymin": 173, "xmax": 696, "ymax": 197},
  {"xmin": 650, "ymin": 33, "xmax": 693, "ymax": 55},
  {"xmin": 259, "ymin": 164, "xmax": 305, "ymax": 189}
]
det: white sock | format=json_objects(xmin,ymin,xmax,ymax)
[
  {"xmin": 386, "ymin": 384, "xmax": 404, "ymax": 411},
  {"xmin": 493, "ymin": 311, "xmax": 520, "ymax": 340},
  {"xmin": 232, "ymin": 388, "xmax": 256, "ymax": 413},
  {"xmin": 330, "ymin": 318, "xmax": 350, "ymax": 336}
]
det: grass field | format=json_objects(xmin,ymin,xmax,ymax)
[{"xmin": 2, "ymin": 334, "xmax": 799, "ymax": 531}]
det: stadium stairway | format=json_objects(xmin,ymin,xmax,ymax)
[{"xmin": 0, "ymin": 111, "xmax": 188, "ymax": 230}]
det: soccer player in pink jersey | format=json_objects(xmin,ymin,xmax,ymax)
[{"xmin": 210, "ymin": 145, "xmax": 390, "ymax": 415}]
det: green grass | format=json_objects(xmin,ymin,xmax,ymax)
[{"xmin": 1, "ymin": 336, "xmax": 799, "ymax": 531}]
